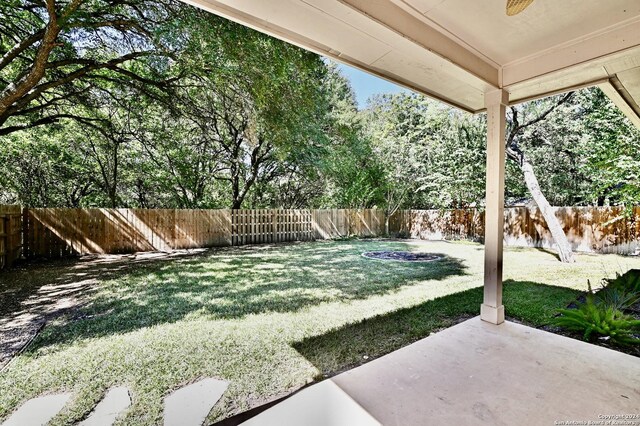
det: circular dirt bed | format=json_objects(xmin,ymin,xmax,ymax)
[{"xmin": 362, "ymin": 251, "xmax": 442, "ymax": 262}]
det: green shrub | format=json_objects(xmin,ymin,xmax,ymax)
[
  {"xmin": 594, "ymin": 269, "xmax": 640, "ymax": 311},
  {"xmin": 554, "ymin": 297, "xmax": 640, "ymax": 347},
  {"xmin": 394, "ymin": 229, "xmax": 410, "ymax": 239},
  {"xmin": 602, "ymin": 270, "xmax": 640, "ymax": 296},
  {"xmin": 594, "ymin": 287, "xmax": 640, "ymax": 311}
]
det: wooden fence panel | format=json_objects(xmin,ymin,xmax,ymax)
[
  {"xmin": 312, "ymin": 209, "xmax": 346, "ymax": 239},
  {"xmin": 22, "ymin": 207, "xmax": 386, "ymax": 258},
  {"xmin": 390, "ymin": 207, "xmax": 640, "ymax": 254},
  {"xmin": 348, "ymin": 209, "xmax": 385, "ymax": 237},
  {"xmin": 231, "ymin": 209, "xmax": 314, "ymax": 246},
  {"xmin": 313, "ymin": 209, "xmax": 380, "ymax": 239},
  {"xmin": 6, "ymin": 205, "xmax": 640, "ymax": 262},
  {"xmin": 0, "ymin": 205, "xmax": 22, "ymax": 269}
]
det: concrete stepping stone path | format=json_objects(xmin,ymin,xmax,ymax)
[
  {"xmin": 79, "ymin": 386, "xmax": 131, "ymax": 426},
  {"xmin": 1, "ymin": 392, "xmax": 72, "ymax": 426},
  {"xmin": 2, "ymin": 378, "xmax": 227, "ymax": 426},
  {"xmin": 164, "ymin": 378, "xmax": 229, "ymax": 426}
]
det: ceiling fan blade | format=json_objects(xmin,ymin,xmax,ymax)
[{"xmin": 506, "ymin": 0, "xmax": 534, "ymax": 16}]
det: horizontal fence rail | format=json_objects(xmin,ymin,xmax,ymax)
[{"xmin": 389, "ymin": 206, "xmax": 640, "ymax": 255}]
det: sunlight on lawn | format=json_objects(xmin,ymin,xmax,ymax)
[{"xmin": 0, "ymin": 240, "xmax": 636, "ymax": 425}]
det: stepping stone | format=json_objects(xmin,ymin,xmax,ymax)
[
  {"xmin": 79, "ymin": 386, "xmax": 131, "ymax": 426},
  {"xmin": 2, "ymin": 392, "xmax": 72, "ymax": 426},
  {"xmin": 164, "ymin": 378, "xmax": 228, "ymax": 426}
]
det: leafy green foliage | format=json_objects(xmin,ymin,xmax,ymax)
[
  {"xmin": 580, "ymin": 90, "xmax": 640, "ymax": 207},
  {"xmin": 595, "ymin": 270, "xmax": 640, "ymax": 311},
  {"xmin": 363, "ymin": 93, "xmax": 487, "ymax": 210},
  {"xmin": 554, "ymin": 270, "xmax": 640, "ymax": 347},
  {"xmin": 0, "ymin": 0, "xmax": 181, "ymax": 132},
  {"xmin": 555, "ymin": 299, "xmax": 640, "ymax": 346},
  {"xmin": 515, "ymin": 88, "xmax": 640, "ymax": 207},
  {"xmin": 315, "ymin": 65, "xmax": 387, "ymax": 208},
  {"xmin": 1, "ymin": 1, "xmax": 639, "ymax": 210}
]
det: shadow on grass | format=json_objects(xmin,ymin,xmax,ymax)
[
  {"xmin": 292, "ymin": 280, "xmax": 580, "ymax": 378},
  {"xmin": 505, "ymin": 246, "xmax": 562, "ymax": 261},
  {"xmin": 25, "ymin": 241, "xmax": 469, "ymax": 351},
  {"xmin": 0, "ymin": 251, "xmax": 214, "ymax": 320}
]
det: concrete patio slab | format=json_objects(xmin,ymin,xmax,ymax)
[
  {"xmin": 241, "ymin": 380, "xmax": 381, "ymax": 426},
  {"xmin": 1, "ymin": 392, "xmax": 72, "ymax": 426},
  {"xmin": 164, "ymin": 378, "xmax": 228, "ymax": 426},
  {"xmin": 79, "ymin": 386, "xmax": 131, "ymax": 426},
  {"xmin": 243, "ymin": 317, "xmax": 640, "ymax": 425}
]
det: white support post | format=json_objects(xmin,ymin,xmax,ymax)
[{"xmin": 481, "ymin": 89, "xmax": 508, "ymax": 325}]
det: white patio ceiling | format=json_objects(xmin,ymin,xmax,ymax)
[{"xmin": 181, "ymin": 0, "xmax": 640, "ymax": 126}]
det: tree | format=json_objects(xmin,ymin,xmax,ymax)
[
  {"xmin": 319, "ymin": 65, "xmax": 386, "ymax": 209},
  {"xmin": 137, "ymin": 9, "xmax": 329, "ymax": 209},
  {"xmin": 364, "ymin": 92, "xmax": 486, "ymax": 214},
  {"xmin": 506, "ymin": 93, "xmax": 576, "ymax": 263},
  {"xmin": 0, "ymin": 0, "xmax": 180, "ymax": 135},
  {"xmin": 0, "ymin": 124, "xmax": 93, "ymax": 206},
  {"xmin": 2, "ymin": 1, "xmax": 637, "ymax": 223},
  {"xmin": 80, "ymin": 97, "xmax": 140, "ymax": 208},
  {"xmin": 579, "ymin": 88, "xmax": 640, "ymax": 207}
]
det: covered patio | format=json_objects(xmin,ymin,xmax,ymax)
[
  {"xmin": 244, "ymin": 317, "xmax": 640, "ymax": 425},
  {"xmin": 176, "ymin": 0, "xmax": 640, "ymax": 424}
]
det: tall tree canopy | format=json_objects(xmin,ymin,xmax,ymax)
[
  {"xmin": 0, "ymin": 0, "xmax": 180, "ymax": 135},
  {"xmin": 1, "ymin": 1, "xmax": 333, "ymax": 208},
  {"xmin": 1, "ymin": 1, "xmax": 638, "ymax": 220}
]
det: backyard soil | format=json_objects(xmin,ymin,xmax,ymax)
[{"xmin": 362, "ymin": 251, "xmax": 442, "ymax": 262}]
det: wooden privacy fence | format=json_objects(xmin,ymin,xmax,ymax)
[
  {"xmin": 390, "ymin": 206, "xmax": 640, "ymax": 255},
  {"xmin": 23, "ymin": 208, "xmax": 232, "ymax": 258},
  {"xmin": 21, "ymin": 208, "xmax": 385, "ymax": 259},
  {"xmin": 6, "ymin": 204, "xmax": 638, "ymax": 264},
  {"xmin": 0, "ymin": 205, "xmax": 22, "ymax": 268}
]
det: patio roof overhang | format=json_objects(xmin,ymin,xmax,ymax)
[{"xmin": 181, "ymin": 0, "xmax": 640, "ymax": 126}]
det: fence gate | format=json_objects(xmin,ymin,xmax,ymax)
[{"xmin": 231, "ymin": 209, "xmax": 313, "ymax": 245}]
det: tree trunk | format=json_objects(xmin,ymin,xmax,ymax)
[
  {"xmin": 519, "ymin": 158, "xmax": 575, "ymax": 263},
  {"xmin": 506, "ymin": 95, "xmax": 576, "ymax": 263},
  {"xmin": 385, "ymin": 205, "xmax": 400, "ymax": 236}
]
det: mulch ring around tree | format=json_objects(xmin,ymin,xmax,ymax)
[{"xmin": 362, "ymin": 251, "xmax": 442, "ymax": 262}]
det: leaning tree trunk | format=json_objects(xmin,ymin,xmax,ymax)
[{"xmin": 519, "ymin": 157, "xmax": 576, "ymax": 263}]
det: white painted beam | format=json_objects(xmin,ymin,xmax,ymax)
[
  {"xmin": 181, "ymin": 0, "xmax": 492, "ymax": 112},
  {"xmin": 338, "ymin": 0, "xmax": 499, "ymax": 88},
  {"xmin": 502, "ymin": 16, "xmax": 640, "ymax": 87},
  {"xmin": 599, "ymin": 80, "xmax": 640, "ymax": 129},
  {"xmin": 481, "ymin": 89, "xmax": 508, "ymax": 325}
]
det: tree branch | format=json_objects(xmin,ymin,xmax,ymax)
[
  {"xmin": 0, "ymin": 112, "xmax": 108, "ymax": 136},
  {"xmin": 0, "ymin": 30, "xmax": 44, "ymax": 72},
  {"xmin": 0, "ymin": 0, "xmax": 61, "ymax": 124}
]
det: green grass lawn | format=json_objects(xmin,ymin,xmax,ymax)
[{"xmin": 0, "ymin": 239, "xmax": 637, "ymax": 425}]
